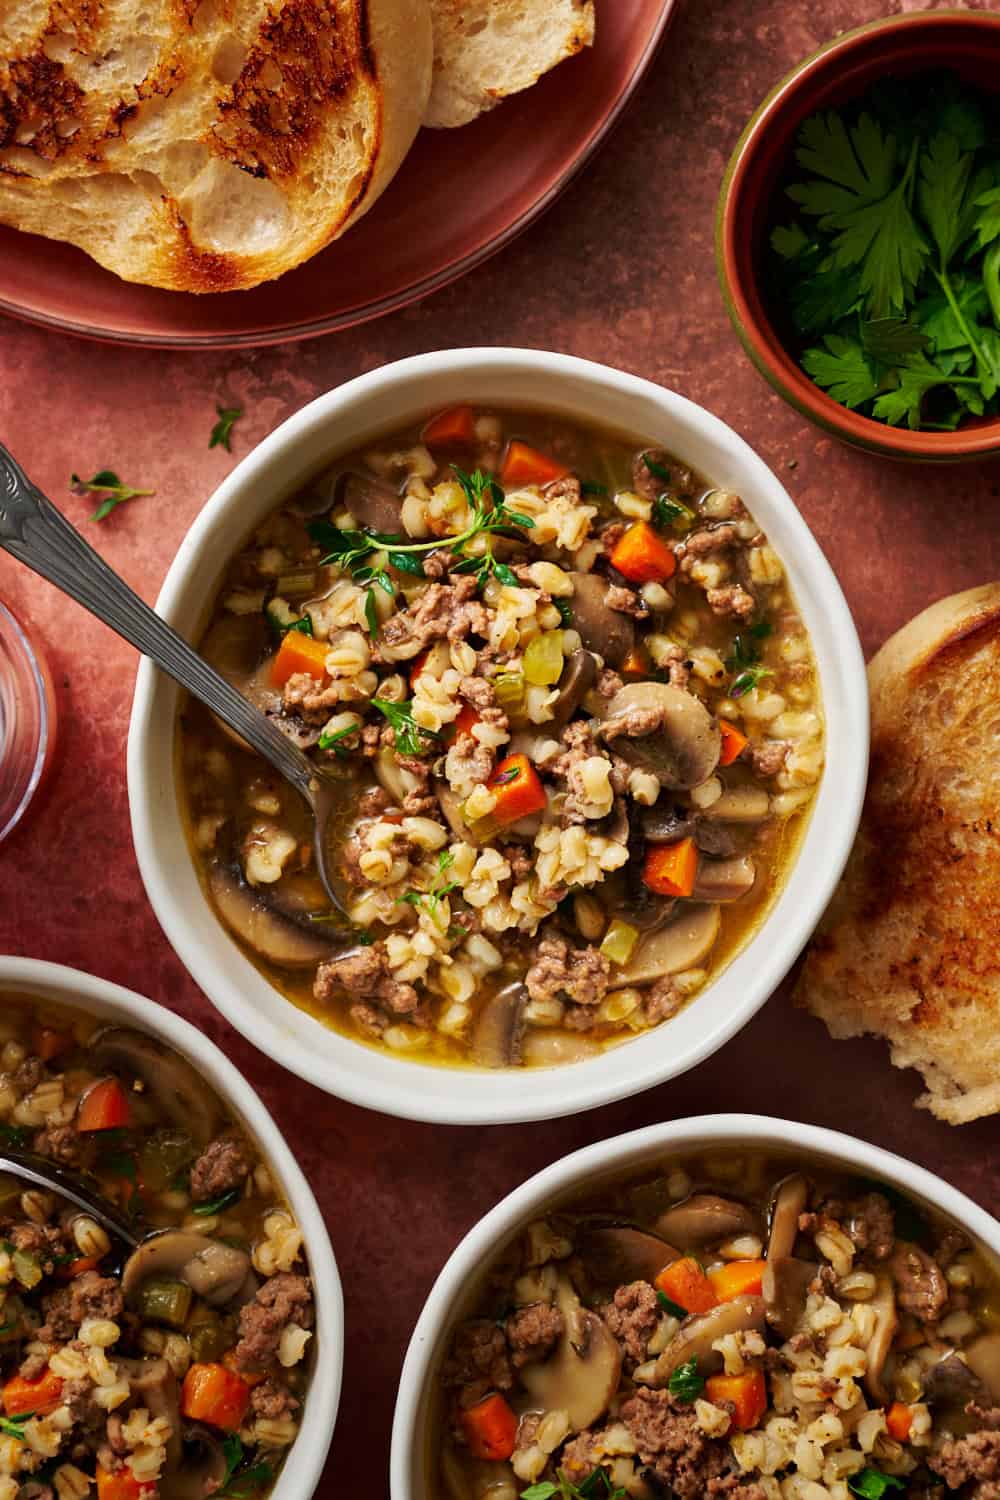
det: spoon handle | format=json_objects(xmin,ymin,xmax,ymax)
[
  {"xmin": 0, "ymin": 1149, "xmax": 141, "ymax": 1248},
  {"xmin": 0, "ymin": 443, "xmax": 316, "ymax": 803}
]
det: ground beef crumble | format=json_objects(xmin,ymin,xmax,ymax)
[
  {"xmin": 929, "ymin": 1405, "xmax": 1000, "ymax": 1491},
  {"xmin": 190, "ymin": 1133, "xmax": 252, "ymax": 1203},
  {"xmin": 441, "ymin": 1320, "xmax": 513, "ymax": 1408},
  {"xmin": 315, "ymin": 942, "xmax": 426, "ymax": 1025},
  {"xmin": 620, "ymin": 1387, "xmax": 733, "ymax": 1498},
  {"xmin": 600, "ymin": 1279, "xmax": 659, "ymax": 1368},
  {"xmin": 377, "ymin": 576, "xmax": 490, "ymax": 658},
  {"xmin": 525, "ymin": 935, "xmax": 610, "ymax": 1010},
  {"xmin": 505, "ymin": 1302, "xmax": 563, "ymax": 1368},
  {"xmin": 891, "ymin": 1243, "xmax": 949, "ymax": 1322},
  {"xmin": 233, "ymin": 1272, "xmax": 313, "ymax": 1372}
]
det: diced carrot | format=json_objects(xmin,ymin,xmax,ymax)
[
  {"xmin": 422, "ymin": 404, "xmax": 476, "ymax": 447},
  {"xmin": 487, "ymin": 753, "xmax": 548, "ymax": 826},
  {"xmin": 31, "ymin": 1024, "xmax": 74, "ymax": 1063},
  {"xmin": 96, "ymin": 1465, "xmax": 155, "ymax": 1500},
  {"xmin": 499, "ymin": 440, "xmax": 569, "ymax": 488},
  {"xmin": 270, "ymin": 630, "xmax": 329, "ymax": 688},
  {"xmin": 609, "ymin": 520, "xmax": 677, "ymax": 584},
  {"xmin": 708, "ymin": 1259, "xmax": 767, "ymax": 1302},
  {"xmin": 460, "ymin": 1392, "xmax": 518, "ymax": 1461},
  {"xmin": 643, "ymin": 838, "xmax": 698, "ymax": 898},
  {"xmin": 222, "ymin": 1349, "xmax": 266, "ymax": 1387},
  {"xmin": 655, "ymin": 1256, "xmax": 718, "ymax": 1315},
  {"xmin": 718, "ymin": 719, "xmax": 749, "ymax": 767},
  {"xmin": 181, "ymin": 1363, "xmax": 251, "ymax": 1433},
  {"xmin": 453, "ymin": 703, "xmax": 481, "ymax": 739},
  {"xmin": 77, "ymin": 1076, "xmax": 130, "ymax": 1133},
  {"xmin": 705, "ymin": 1369, "xmax": 768, "ymax": 1430},
  {"xmin": 3, "ymin": 1370, "xmax": 64, "ymax": 1418},
  {"xmin": 408, "ymin": 647, "xmax": 431, "ymax": 682},
  {"xmin": 886, "ymin": 1401, "xmax": 914, "ymax": 1442},
  {"xmin": 57, "ymin": 1255, "xmax": 102, "ymax": 1282},
  {"xmin": 620, "ymin": 644, "xmax": 651, "ymax": 677}
]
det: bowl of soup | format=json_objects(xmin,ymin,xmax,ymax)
[
  {"xmin": 390, "ymin": 1114, "xmax": 1000, "ymax": 1499},
  {"xmin": 0, "ymin": 957, "xmax": 342, "ymax": 1500},
  {"xmin": 128, "ymin": 349, "xmax": 867, "ymax": 1123}
]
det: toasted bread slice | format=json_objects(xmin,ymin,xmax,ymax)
[
  {"xmin": 795, "ymin": 584, "xmax": 1000, "ymax": 1124},
  {"xmin": 424, "ymin": 0, "xmax": 594, "ymax": 129},
  {"xmin": 0, "ymin": 0, "xmax": 433, "ymax": 292}
]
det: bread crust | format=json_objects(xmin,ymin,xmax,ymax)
[
  {"xmin": 0, "ymin": 0, "xmax": 433, "ymax": 292},
  {"xmin": 795, "ymin": 583, "xmax": 1000, "ymax": 1124}
]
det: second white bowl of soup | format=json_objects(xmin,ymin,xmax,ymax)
[{"xmin": 128, "ymin": 349, "xmax": 867, "ymax": 1123}]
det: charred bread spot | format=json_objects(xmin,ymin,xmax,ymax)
[
  {"xmin": 0, "ymin": 50, "xmax": 86, "ymax": 160},
  {"xmin": 165, "ymin": 199, "xmax": 247, "ymax": 291},
  {"xmin": 212, "ymin": 0, "xmax": 370, "ymax": 180}
]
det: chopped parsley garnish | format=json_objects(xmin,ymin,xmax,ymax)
[
  {"xmin": 71, "ymin": 470, "xmax": 154, "ymax": 522},
  {"xmin": 652, "ymin": 493, "xmax": 696, "ymax": 531},
  {"xmin": 848, "ymin": 1470, "xmax": 905, "ymax": 1499},
  {"xmin": 770, "ymin": 71, "xmax": 1000, "ymax": 430},
  {"xmin": 580, "ymin": 480, "xmax": 608, "ymax": 496},
  {"xmin": 0, "ymin": 1124, "xmax": 29, "ymax": 1149},
  {"xmin": 397, "ymin": 850, "xmax": 459, "ymax": 929},
  {"xmin": 216, "ymin": 1436, "xmax": 274, "ymax": 1500},
  {"xmin": 642, "ymin": 454, "xmax": 672, "ymax": 484},
  {"xmin": 522, "ymin": 1468, "xmax": 626, "ymax": 1500},
  {"xmin": 0, "ymin": 1412, "xmax": 34, "ymax": 1440},
  {"xmin": 209, "ymin": 404, "xmax": 243, "ymax": 453},
  {"xmin": 317, "ymin": 722, "xmax": 358, "ymax": 755},
  {"xmin": 370, "ymin": 698, "xmax": 439, "ymax": 757},
  {"xmin": 667, "ymin": 1356, "xmax": 704, "ymax": 1403},
  {"xmin": 726, "ymin": 620, "xmax": 774, "ymax": 698},
  {"xmin": 553, "ymin": 598, "xmax": 574, "ymax": 628},
  {"xmin": 657, "ymin": 1289, "xmax": 688, "ymax": 1319},
  {"xmin": 492, "ymin": 765, "xmax": 520, "ymax": 786},
  {"xmin": 193, "ymin": 1188, "xmax": 241, "ymax": 1217}
]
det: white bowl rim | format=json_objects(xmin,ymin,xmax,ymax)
[
  {"xmin": 128, "ymin": 347, "xmax": 869, "ymax": 1125},
  {"xmin": 0, "ymin": 956, "xmax": 343, "ymax": 1500},
  {"xmin": 389, "ymin": 1111, "xmax": 1000, "ymax": 1497}
]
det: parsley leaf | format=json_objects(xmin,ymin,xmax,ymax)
[
  {"xmin": 0, "ymin": 1412, "xmax": 34, "ymax": 1439},
  {"xmin": 209, "ymin": 404, "xmax": 243, "ymax": 453},
  {"xmin": 317, "ymin": 723, "xmax": 358, "ymax": 755},
  {"xmin": 657, "ymin": 1289, "xmax": 687, "ymax": 1319},
  {"xmin": 71, "ymin": 470, "xmax": 154, "ymax": 522},
  {"xmin": 860, "ymin": 317, "xmax": 931, "ymax": 363},
  {"xmin": 193, "ymin": 1188, "xmax": 241, "ymax": 1216},
  {"xmin": 653, "ymin": 493, "xmax": 695, "ymax": 531},
  {"xmin": 848, "ymin": 1470, "xmax": 904, "ymax": 1499},
  {"xmin": 553, "ymin": 598, "xmax": 574, "ymax": 628},
  {"xmin": 801, "ymin": 335, "xmax": 881, "ymax": 408},
  {"xmin": 219, "ymin": 1460, "xmax": 274, "ymax": 1498},
  {"xmin": 871, "ymin": 350, "xmax": 959, "ymax": 428},
  {"xmin": 370, "ymin": 698, "xmax": 439, "ymax": 757},
  {"xmin": 668, "ymin": 1356, "xmax": 704, "ymax": 1403},
  {"xmin": 0, "ymin": 1124, "xmax": 28, "ymax": 1149}
]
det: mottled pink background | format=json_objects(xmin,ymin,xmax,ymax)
[{"xmin": 3, "ymin": 0, "xmax": 1000, "ymax": 1492}]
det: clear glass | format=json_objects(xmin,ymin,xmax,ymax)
[{"xmin": 0, "ymin": 600, "xmax": 56, "ymax": 842}]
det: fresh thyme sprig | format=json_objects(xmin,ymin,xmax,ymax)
[
  {"xmin": 726, "ymin": 620, "xmax": 774, "ymax": 698},
  {"xmin": 71, "ymin": 470, "xmax": 154, "ymax": 522},
  {"xmin": 397, "ymin": 849, "xmax": 459, "ymax": 928},
  {"xmin": 209, "ymin": 404, "xmax": 243, "ymax": 453},
  {"xmin": 370, "ymin": 698, "xmax": 440, "ymax": 757}
]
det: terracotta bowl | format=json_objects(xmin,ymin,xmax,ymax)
[{"xmin": 716, "ymin": 10, "xmax": 1000, "ymax": 463}]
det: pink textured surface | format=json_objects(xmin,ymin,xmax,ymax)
[{"xmin": 2, "ymin": 0, "xmax": 1000, "ymax": 1491}]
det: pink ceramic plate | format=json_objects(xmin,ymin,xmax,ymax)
[{"xmin": 0, "ymin": 0, "xmax": 676, "ymax": 350}]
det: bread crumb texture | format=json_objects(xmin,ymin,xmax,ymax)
[
  {"xmin": 424, "ymin": 0, "xmax": 594, "ymax": 128},
  {"xmin": 0, "ymin": 0, "xmax": 432, "ymax": 290},
  {"xmin": 796, "ymin": 587, "xmax": 1000, "ymax": 1124}
]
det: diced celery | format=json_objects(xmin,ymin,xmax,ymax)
[
  {"xmin": 493, "ymin": 672, "xmax": 526, "ymax": 713},
  {"xmin": 524, "ymin": 631, "xmax": 565, "ymax": 686},
  {"xmin": 188, "ymin": 1318, "xmax": 231, "ymax": 1363},
  {"xmin": 11, "ymin": 1249, "xmax": 42, "ymax": 1290},
  {"xmin": 276, "ymin": 570, "xmax": 318, "ymax": 598},
  {"xmin": 600, "ymin": 919, "xmax": 640, "ymax": 966},
  {"xmin": 140, "ymin": 1278, "xmax": 193, "ymax": 1329}
]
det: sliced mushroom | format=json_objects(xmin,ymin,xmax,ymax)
[
  {"xmin": 117, "ymin": 1358, "xmax": 182, "ymax": 1471},
  {"xmin": 435, "ymin": 781, "xmax": 478, "ymax": 844},
  {"xmin": 574, "ymin": 1225, "xmax": 680, "ymax": 1289},
  {"xmin": 618, "ymin": 905, "xmax": 721, "ymax": 987},
  {"xmin": 654, "ymin": 1193, "xmax": 762, "ymax": 1250},
  {"xmin": 335, "ymin": 471, "xmax": 405, "ymax": 535},
  {"xmin": 600, "ymin": 683, "xmax": 721, "ymax": 789},
  {"xmin": 89, "ymin": 1028, "xmax": 220, "ymax": 1147},
  {"xmin": 864, "ymin": 1272, "xmax": 899, "ymax": 1406},
  {"xmin": 123, "ymin": 1231, "xmax": 254, "ymax": 1309},
  {"xmin": 521, "ymin": 1030, "xmax": 603, "ymax": 1067},
  {"xmin": 762, "ymin": 1257, "xmax": 817, "ymax": 1340},
  {"xmin": 651, "ymin": 1296, "xmax": 767, "ymax": 1384},
  {"xmin": 209, "ymin": 865, "xmax": 339, "ymax": 969},
  {"xmin": 767, "ymin": 1175, "xmax": 809, "ymax": 1263},
  {"xmin": 520, "ymin": 1274, "xmax": 622, "ymax": 1432},
  {"xmin": 924, "ymin": 1352, "xmax": 989, "ymax": 1409},
  {"xmin": 471, "ymin": 983, "xmax": 527, "ymax": 1068},
  {"xmin": 964, "ymin": 1331, "xmax": 1000, "ymax": 1402},
  {"xmin": 703, "ymin": 786, "xmax": 770, "ymax": 823},
  {"xmin": 691, "ymin": 856, "xmax": 756, "ymax": 903},
  {"xmin": 567, "ymin": 573, "xmax": 636, "ymax": 668},
  {"xmin": 550, "ymin": 650, "xmax": 599, "ymax": 732},
  {"xmin": 641, "ymin": 807, "xmax": 697, "ymax": 844}
]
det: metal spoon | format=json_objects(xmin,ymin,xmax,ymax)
[
  {"xmin": 0, "ymin": 443, "xmax": 351, "ymax": 916},
  {"xmin": 1, "ymin": 1147, "xmax": 140, "ymax": 1248}
]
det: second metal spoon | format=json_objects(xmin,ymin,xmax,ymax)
[{"xmin": 0, "ymin": 443, "xmax": 350, "ymax": 916}]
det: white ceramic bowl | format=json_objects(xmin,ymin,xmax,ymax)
[
  {"xmin": 128, "ymin": 349, "xmax": 868, "ymax": 1125},
  {"xmin": 0, "ymin": 957, "xmax": 343, "ymax": 1500},
  {"xmin": 390, "ymin": 1112, "xmax": 1000, "ymax": 1498}
]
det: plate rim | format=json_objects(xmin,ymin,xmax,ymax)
[{"xmin": 0, "ymin": 0, "xmax": 678, "ymax": 350}]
